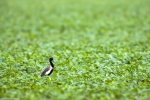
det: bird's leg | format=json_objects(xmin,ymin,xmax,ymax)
[{"xmin": 47, "ymin": 77, "xmax": 51, "ymax": 82}]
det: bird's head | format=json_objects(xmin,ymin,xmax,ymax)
[{"xmin": 49, "ymin": 57, "xmax": 53, "ymax": 62}]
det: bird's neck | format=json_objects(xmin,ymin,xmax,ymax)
[{"xmin": 50, "ymin": 61, "xmax": 54, "ymax": 68}]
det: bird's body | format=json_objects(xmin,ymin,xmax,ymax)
[{"xmin": 41, "ymin": 57, "xmax": 54, "ymax": 77}]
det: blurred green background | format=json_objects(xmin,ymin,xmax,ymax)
[{"xmin": 0, "ymin": 0, "xmax": 150, "ymax": 100}]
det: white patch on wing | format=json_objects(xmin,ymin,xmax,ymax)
[{"xmin": 45, "ymin": 67, "xmax": 53, "ymax": 75}]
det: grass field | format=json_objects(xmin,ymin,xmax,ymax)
[{"xmin": 0, "ymin": 0, "xmax": 150, "ymax": 100}]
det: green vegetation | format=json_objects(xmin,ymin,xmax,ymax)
[{"xmin": 0, "ymin": 0, "xmax": 150, "ymax": 99}]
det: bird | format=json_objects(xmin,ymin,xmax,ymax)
[{"xmin": 41, "ymin": 57, "xmax": 54, "ymax": 77}]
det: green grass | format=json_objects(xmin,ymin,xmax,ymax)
[{"xmin": 0, "ymin": 0, "xmax": 150, "ymax": 100}]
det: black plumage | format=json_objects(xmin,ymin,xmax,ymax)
[{"xmin": 41, "ymin": 57, "xmax": 54, "ymax": 77}]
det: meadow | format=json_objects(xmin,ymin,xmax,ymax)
[{"xmin": 0, "ymin": 0, "xmax": 150, "ymax": 99}]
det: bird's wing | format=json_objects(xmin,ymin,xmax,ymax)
[{"xmin": 41, "ymin": 67, "xmax": 50, "ymax": 77}]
